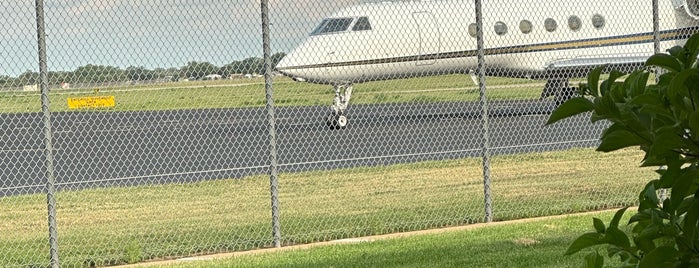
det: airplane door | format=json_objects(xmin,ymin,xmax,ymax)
[
  {"xmin": 412, "ymin": 11, "xmax": 441, "ymax": 66},
  {"xmin": 324, "ymin": 51, "xmax": 335, "ymax": 75}
]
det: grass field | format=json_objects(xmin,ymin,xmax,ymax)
[
  {"xmin": 0, "ymin": 147, "xmax": 652, "ymax": 267},
  {"xmin": 156, "ymin": 210, "xmax": 628, "ymax": 268},
  {"xmin": 0, "ymin": 70, "xmax": 645, "ymax": 267},
  {"xmin": 0, "ymin": 75, "xmax": 549, "ymax": 113}
]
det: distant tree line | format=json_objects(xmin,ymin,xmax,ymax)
[{"xmin": 0, "ymin": 53, "xmax": 286, "ymax": 87}]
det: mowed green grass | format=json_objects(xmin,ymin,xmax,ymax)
[
  {"xmin": 161, "ymin": 210, "xmax": 628, "ymax": 268},
  {"xmin": 0, "ymin": 148, "xmax": 651, "ymax": 267},
  {"xmin": 0, "ymin": 75, "xmax": 547, "ymax": 113}
]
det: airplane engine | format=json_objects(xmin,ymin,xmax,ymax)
[{"xmin": 679, "ymin": 0, "xmax": 699, "ymax": 20}]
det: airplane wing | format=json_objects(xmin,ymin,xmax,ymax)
[
  {"xmin": 539, "ymin": 55, "xmax": 651, "ymax": 99},
  {"xmin": 545, "ymin": 55, "xmax": 650, "ymax": 72}
]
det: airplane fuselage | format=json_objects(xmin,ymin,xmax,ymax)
[
  {"xmin": 276, "ymin": 0, "xmax": 699, "ymax": 84},
  {"xmin": 275, "ymin": 0, "xmax": 699, "ymax": 128}
]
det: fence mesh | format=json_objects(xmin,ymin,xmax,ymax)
[
  {"xmin": 481, "ymin": 0, "xmax": 650, "ymax": 221},
  {"xmin": 1, "ymin": 0, "xmax": 690, "ymax": 266}
]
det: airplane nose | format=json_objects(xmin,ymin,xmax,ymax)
[
  {"xmin": 274, "ymin": 54, "xmax": 307, "ymax": 82},
  {"xmin": 275, "ymin": 55, "xmax": 290, "ymax": 70},
  {"xmin": 275, "ymin": 56, "xmax": 292, "ymax": 75}
]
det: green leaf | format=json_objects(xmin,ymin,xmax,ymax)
[
  {"xmin": 687, "ymin": 74, "xmax": 699, "ymax": 107},
  {"xmin": 610, "ymin": 82, "xmax": 628, "ymax": 103},
  {"xmin": 597, "ymin": 128, "xmax": 646, "ymax": 152},
  {"xmin": 593, "ymin": 218, "xmax": 606, "ymax": 233},
  {"xmin": 591, "ymin": 94, "xmax": 620, "ymax": 122},
  {"xmin": 566, "ymin": 232, "xmax": 604, "ymax": 255},
  {"xmin": 658, "ymin": 162, "xmax": 681, "ymax": 188},
  {"xmin": 648, "ymin": 128, "xmax": 683, "ymax": 160},
  {"xmin": 600, "ymin": 70, "xmax": 626, "ymax": 96},
  {"xmin": 603, "ymin": 227, "xmax": 631, "ymax": 249},
  {"xmin": 668, "ymin": 68, "xmax": 699, "ymax": 100},
  {"xmin": 584, "ymin": 251, "xmax": 605, "ymax": 268},
  {"xmin": 638, "ymin": 224, "xmax": 663, "ymax": 241},
  {"xmin": 606, "ymin": 245, "xmax": 625, "ymax": 258},
  {"xmin": 667, "ymin": 46, "xmax": 684, "ymax": 61},
  {"xmin": 642, "ymin": 153, "xmax": 666, "ymax": 167},
  {"xmin": 683, "ymin": 193, "xmax": 699, "ymax": 251},
  {"xmin": 625, "ymin": 70, "xmax": 651, "ymax": 98},
  {"xmin": 640, "ymin": 181, "xmax": 660, "ymax": 210},
  {"xmin": 587, "ymin": 65, "xmax": 606, "ymax": 97},
  {"xmin": 630, "ymin": 209, "xmax": 651, "ymax": 224},
  {"xmin": 600, "ymin": 123, "xmax": 626, "ymax": 139},
  {"xmin": 610, "ymin": 207, "xmax": 629, "ymax": 228},
  {"xmin": 634, "ymin": 235, "xmax": 657, "ymax": 252},
  {"xmin": 630, "ymin": 93, "xmax": 670, "ymax": 117},
  {"xmin": 683, "ymin": 32, "xmax": 699, "ymax": 67},
  {"xmin": 617, "ymin": 109, "xmax": 651, "ymax": 141},
  {"xmin": 546, "ymin": 97, "xmax": 594, "ymax": 125},
  {"xmin": 645, "ymin": 53, "xmax": 683, "ymax": 73},
  {"xmin": 677, "ymin": 195, "xmax": 695, "ymax": 215},
  {"xmin": 608, "ymin": 247, "xmax": 637, "ymax": 266},
  {"xmin": 670, "ymin": 167, "xmax": 698, "ymax": 211},
  {"xmin": 689, "ymin": 111, "xmax": 699, "ymax": 136},
  {"xmin": 638, "ymin": 246, "xmax": 680, "ymax": 268},
  {"xmin": 650, "ymin": 207, "xmax": 667, "ymax": 225},
  {"xmin": 654, "ymin": 72, "xmax": 676, "ymax": 102}
]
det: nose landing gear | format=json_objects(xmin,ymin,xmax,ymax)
[{"xmin": 326, "ymin": 84, "xmax": 352, "ymax": 129}]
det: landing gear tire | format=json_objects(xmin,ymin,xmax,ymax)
[
  {"xmin": 336, "ymin": 115, "xmax": 348, "ymax": 128},
  {"xmin": 326, "ymin": 113, "xmax": 348, "ymax": 129}
]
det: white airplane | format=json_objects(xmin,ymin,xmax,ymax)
[{"xmin": 275, "ymin": 0, "xmax": 699, "ymax": 128}]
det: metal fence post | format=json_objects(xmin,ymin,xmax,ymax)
[
  {"xmin": 652, "ymin": 0, "xmax": 660, "ymax": 55},
  {"xmin": 261, "ymin": 0, "xmax": 282, "ymax": 248},
  {"xmin": 474, "ymin": 0, "xmax": 493, "ymax": 223},
  {"xmin": 652, "ymin": 0, "xmax": 663, "ymax": 81},
  {"xmin": 651, "ymin": 0, "xmax": 670, "ymax": 202},
  {"xmin": 35, "ymin": 0, "xmax": 60, "ymax": 266}
]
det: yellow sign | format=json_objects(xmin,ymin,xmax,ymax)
[{"xmin": 67, "ymin": 96, "xmax": 115, "ymax": 109}]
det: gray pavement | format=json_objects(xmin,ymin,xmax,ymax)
[{"xmin": 0, "ymin": 99, "xmax": 602, "ymax": 196}]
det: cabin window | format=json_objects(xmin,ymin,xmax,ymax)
[
  {"xmin": 544, "ymin": 18, "xmax": 557, "ymax": 32},
  {"xmin": 468, "ymin": 23, "xmax": 477, "ymax": 38},
  {"xmin": 352, "ymin": 17, "xmax": 372, "ymax": 31},
  {"xmin": 311, "ymin": 17, "xmax": 354, "ymax": 35},
  {"xmin": 568, "ymin": 15, "xmax": 582, "ymax": 31},
  {"xmin": 519, "ymin": 20, "xmax": 533, "ymax": 34},
  {"xmin": 494, "ymin": 21, "xmax": 508, "ymax": 35},
  {"xmin": 592, "ymin": 14, "xmax": 605, "ymax": 29}
]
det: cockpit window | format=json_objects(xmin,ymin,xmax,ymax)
[
  {"xmin": 352, "ymin": 17, "xmax": 372, "ymax": 31},
  {"xmin": 311, "ymin": 18, "xmax": 354, "ymax": 35}
]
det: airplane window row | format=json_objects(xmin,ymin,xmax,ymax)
[
  {"xmin": 311, "ymin": 17, "xmax": 372, "ymax": 35},
  {"xmin": 467, "ymin": 14, "xmax": 605, "ymax": 37}
]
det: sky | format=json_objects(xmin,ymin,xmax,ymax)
[{"xmin": 1, "ymin": 0, "xmax": 358, "ymax": 77}]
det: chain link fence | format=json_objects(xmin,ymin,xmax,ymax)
[{"xmin": 2, "ymin": 0, "xmax": 695, "ymax": 266}]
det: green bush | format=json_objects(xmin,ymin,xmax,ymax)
[{"xmin": 547, "ymin": 34, "xmax": 699, "ymax": 267}]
